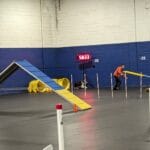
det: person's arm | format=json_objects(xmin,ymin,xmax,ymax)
[
  {"xmin": 120, "ymin": 68, "xmax": 128, "ymax": 78},
  {"xmin": 118, "ymin": 68, "xmax": 125, "ymax": 77}
]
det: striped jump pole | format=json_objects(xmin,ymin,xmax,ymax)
[
  {"xmin": 140, "ymin": 72, "xmax": 143, "ymax": 99},
  {"xmin": 124, "ymin": 72, "xmax": 128, "ymax": 99},
  {"xmin": 56, "ymin": 104, "xmax": 64, "ymax": 150},
  {"xmin": 84, "ymin": 73, "xmax": 87, "ymax": 97},
  {"xmin": 70, "ymin": 74, "xmax": 73, "ymax": 94},
  {"xmin": 96, "ymin": 73, "xmax": 100, "ymax": 99},
  {"xmin": 110, "ymin": 73, "xmax": 114, "ymax": 99}
]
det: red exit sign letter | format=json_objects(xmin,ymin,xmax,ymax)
[{"xmin": 76, "ymin": 53, "xmax": 92, "ymax": 62}]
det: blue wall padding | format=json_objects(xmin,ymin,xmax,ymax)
[
  {"xmin": 0, "ymin": 42, "xmax": 150, "ymax": 94},
  {"xmin": 136, "ymin": 42, "xmax": 150, "ymax": 85},
  {"xmin": 43, "ymin": 48, "xmax": 59, "ymax": 68},
  {"xmin": 0, "ymin": 48, "xmax": 44, "ymax": 71},
  {"xmin": 0, "ymin": 48, "xmax": 44, "ymax": 90},
  {"xmin": 45, "ymin": 43, "xmax": 140, "ymax": 87}
]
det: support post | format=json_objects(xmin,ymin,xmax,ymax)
[
  {"xmin": 140, "ymin": 73, "xmax": 143, "ymax": 99},
  {"xmin": 70, "ymin": 74, "xmax": 73, "ymax": 94},
  {"xmin": 110, "ymin": 73, "xmax": 114, "ymax": 99},
  {"xmin": 96, "ymin": 73, "xmax": 100, "ymax": 99},
  {"xmin": 56, "ymin": 104, "xmax": 64, "ymax": 150},
  {"xmin": 84, "ymin": 73, "xmax": 87, "ymax": 97},
  {"xmin": 125, "ymin": 73, "xmax": 128, "ymax": 99}
]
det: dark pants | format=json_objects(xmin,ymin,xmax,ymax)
[{"xmin": 114, "ymin": 76, "xmax": 121, "ymax": 90}]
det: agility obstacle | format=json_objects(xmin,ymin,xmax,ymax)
[
  {"xmin": 124, "ymin": 70, "xmax": 150, "ymax": 99},
  {"xmin": 124, "ymin": 70, "xmax": 150, "ymax": 78},
  {"xmin": 0, "ymin": 60, "xmax": 91, "ymax": 110}
]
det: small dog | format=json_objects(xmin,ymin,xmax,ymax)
[{"xmin": 74, "ymin": 81, "xmax": 87, "ymax": 89}]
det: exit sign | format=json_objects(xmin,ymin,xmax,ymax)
[{"xmin": 76, "ymin": 53, "xmax": 92, "ymax": 62}]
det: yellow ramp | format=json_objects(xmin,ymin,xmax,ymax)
[{"xmin": 55, "ymin": 89, "xmax": 92, "ymax": 110}]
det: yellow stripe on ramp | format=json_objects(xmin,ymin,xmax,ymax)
[
  {"xmin": 55, "ymin": 89, "xmax": 92, "ymax": 110},
  {"xmin": 124, "ymin": 71, "xmax": 144, "ymax": 77}
]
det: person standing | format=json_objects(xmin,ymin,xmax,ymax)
[{"xmin": 113, "ymin": 64, "xmax": 125, "ymax": 90}]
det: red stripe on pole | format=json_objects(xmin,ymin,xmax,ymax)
[{"xmin": 56, "ymin": 104, "xmax": 63, "ymax": 110}]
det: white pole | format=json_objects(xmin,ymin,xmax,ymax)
[
  {"xmin": 43, "ymin": 145, "xmax": 53, "ymax": 150},
  {"xmin": 96, "ymin": 73, "xmax": 100, "ymax": 99},
  {"xmin": 125, "ymin": 73, "xmax": 128, "ymax": 99},
  {"xmin": 84, "ymin": 73, "xmax": 87, "ymax": 97},
  {"xmin": 140, "ymin": 73, "xmax": 143, "ymax": 99},
  {"xmin": 56, "ymin": 104, "xmax": 64, "ymax": 150},
  {"xmin": 70, "ymin": 74, "xmax": 73, "ymax": 94},
  {"xmin": 110, "ymin": 73, "xmax": 114, "ymax": 99}
]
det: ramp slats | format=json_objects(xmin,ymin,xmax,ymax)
[{"xmin": 16, "ymin": 60, "xmax": 63, "ymax": 90}]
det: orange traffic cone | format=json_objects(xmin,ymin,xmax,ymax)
[{"xmin": 73, "ymin": 104, "xmax": 78, "ymax": 112}]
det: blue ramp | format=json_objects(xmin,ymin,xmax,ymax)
[{"xmin": 15, "ymin": 60, "xmax": 63, "ymax": 91}]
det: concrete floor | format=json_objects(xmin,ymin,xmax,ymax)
[{"xmin": 0, "ymin": 88, "xmax": 150, "ymax": 150}]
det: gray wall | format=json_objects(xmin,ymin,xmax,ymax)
[{"xmin": 0, "ymin": 0, "xmax": 150, "ymax": 48}]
